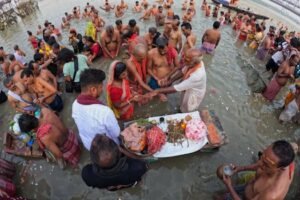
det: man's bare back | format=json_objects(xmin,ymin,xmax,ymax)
[{"xmin": 203, "ymin": 29, "xmax": 221, "ymax": 44}]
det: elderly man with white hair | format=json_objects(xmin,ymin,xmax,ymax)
[{"xmin": 153, "ymin": 48, "xmax": 206, "ymax": 112}]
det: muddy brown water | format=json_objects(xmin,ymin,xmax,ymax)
[{"xmin": 0, "ymin": 0, "xmax": 299, "ymax": 199}]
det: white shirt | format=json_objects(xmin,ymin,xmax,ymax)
[
  {"xmin": 174, "ymin": 62, "xmax": 207, "ymax": 113},
  {"xmin": 14, "ymin": 52, "xmax": 26, "ymax": 65},
  {"xmin": 72, "ymin": 100, "xmax": 121, "ymax": 150}
]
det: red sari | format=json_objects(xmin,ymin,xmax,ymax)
[{"xmin": 107, "ymin": 61, "xmax": 134, "ymax": 120}]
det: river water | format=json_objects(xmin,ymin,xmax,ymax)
[{"xmin": 0, "ymin": 0, "xmax": 299, "ymax": 199}]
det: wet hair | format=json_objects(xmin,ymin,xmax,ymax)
[
  {"xmin": 0, "ymin": 47, "xmax": 3, "ymax": 50},
  {"xmin": 115, "ymin": 19, "xmax": 122, "ymax": 26},
  {"xmin": 279, "ymin": 30, "xmax": 286, "ymax": 36},
  {"xmin": 80, "ymin": 68, "xmax": 106, "ymax": 90},
  {"xmin": 181, "ymin": 22, "xmax": 192, "ymax": 30},
  {"xmin": 158, "ymin": 5, "xmax": 163, "ymax": 9},
  {"xmin": 44, "ymin": 22, "xmax": 49, "ymax": 27},
  {"xmin": 128, "ymin": 19, "xmax": 136, "ymax": 27},
  {"xmin": 135, "ymin": 1, "xmax": 139, "ymax": 4},
  {"xmin": 18, "ymin": 114, "xmax": 39, "ymax": 133},
  {"xmin": 156, "ymin": 36, "xmax": 168, "ymax": 48},
  {"xmin": 272, "ymin": 140, "xmax": 295, "ymax": 168},
  {"xmin": 90, "ymin": 134, "xmax": 120, "ymax": 168},
  {"xmin": 220, "ymin": 11, "xmax": 224, "ymax": 15},
  {"xmin": 57, "ymin": 48, "xmax": 75, "ymax": 63},
  {"xmin": 27, "ymin": 31, "xmax": 33, "ymax": 36},
  {"xmin": 33, "ymin": 53, "xmax": 43, "ymax": 62},
  {"xmin": 0, "ymin": 56, "xmax": 4, "ymax": 62},
  {"xmin": 148, "ymin": 27, "xmax": 157, "ymax": 35},
  {"xmin": 114, "ymin": 62, "xmax": 127, "ymax": 80},
  {"xmin": 8, "ymin": 54, "xmax": 15, "ymax": 61},
  {"xmin": 20, "ymin": 68, "xmax": 34, "ymax": 79},
  {"xmin": 213, "ymin": 21, "xmax": 220, "ymax": 29},
  {"xmin": 13, "ymin": 45, "xmax": 19, "ymax": 51},
  {"xmin": 173, "ymin": 15, "xmax": 180, "ymax": 20},
  {"xmin": 290, "ymin": 37, "xmax": 300, "ymax": 49},
  {"xmin": 47, "ymin": 36, "xmax": 57, "ymax": 46}
]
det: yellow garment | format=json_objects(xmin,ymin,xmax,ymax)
[
  {"xmin": 237, "ymin": 172, "xmax": 256, "ymax": 185},
  {"xmin": 85, "ymin": 22, "xmax": 96, "ymax": 41},
  {"xmin": 106, "ymin": 95, "xmax": 121, "ymax": 119},
  {"xmin": 39, "ymin": 44, "xmax": 51, "ymax": 57}
]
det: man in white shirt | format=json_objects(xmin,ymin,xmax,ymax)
[
  {"xmin": 72, "ymin": 68, "xmax": 120, "ymax": 150},
  {"xmin": 154, "ymin": 48, "xmax": 206, "ymax": 112}
]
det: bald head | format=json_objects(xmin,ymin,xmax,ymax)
[{"xmin": 133, "ymin": 44, "xmax": 147, "ymax": 57}]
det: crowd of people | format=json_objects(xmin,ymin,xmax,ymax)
[{"xmin": 0, "ymin": 0, "xmax": 299, "ymax": 199}]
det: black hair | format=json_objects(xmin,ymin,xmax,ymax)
[
  {"xmin": 173, "ymin": 15, "xmax": 180, "ymax": 20},
  {"xmin": 27, "ymin": 31, "xmax": 32, "ymax": 36},
  {"xmin": 33, "ymin": 53, "xmax": 43, "ymax": 62},
  {"xmin": 128, "ymin": 19, "xmax": 136, "ymax": 27},
  {"xmin": 148, "ymin": 27, "xmax": 157, "ymax": 35},
  {"xmin": 80, "ymin": 68, "xmax": 106, "ymax": 90},
  {"xmin": 83, "ymin": 46, "xmax": 92, "ymax": 53},
  {"xmin": 20, "ymin": 68, "xmax": 34, "ymax": 79},
  {"xmin": 114, "ymin": 62, "xmax": 127, "ymax": 80},
  {"xmin": 158, "ymin": 5, "xmax": 163, "ymax": 9},
  {"xmin": 135, "ymin": 1, "xmax": 139, "ymax": 4},
  {"xmin": 52, "ymin": 43, "xmax": 60, "ymax": 50},
  {"xmin": 8, "ymin": 54, "xmax": 15, "ymax": 61},
  {"xmin": 13, "ymin": 45, "xmax": 19, "ymax": 51},
  {"xmin": 156, "ymin": 36, "xmax": 168, "ymax": 47},
  {"xmin": 213, "ymin": 21, "xmax": 220, "ymax": 29},
  {"xmin": 18, "ymin": 114, "xmax": 39, "ymax": 133},
  {"xmin": 86, "ymin": 36, "xmax": 95, "ymax": 43},
  {"xmin": 0, "ymin": 47, "xmax": 3, "ymax": 50},
  {"xmin": 27, "ymin": 60, "xmax": 35, "ymax": 71},
  {"xmin": 57, "ymin": 48, "xmax": 75, "ymax": 63},
  {"xmin": 90, "ymin": 134, "xmax": 120, "ymax": 168},
  {"xmin": 279, "ymin": 30, "xmax": 286, "ymax": 36},
  {"xmin": 272, "ymin": 140, "xmax": 295, "ymax": 168},
  {"xmin": 181, "ymin": 22, "xmax": 192, "ymax": 30},
  {"xmin": 115, "ymin": 19, "xmax": 122, "ymax": 25},
  {"xmin": 3, "ymin": 76, "xmax": 12, "ymax": 87},
  {"xmin": 0, "ymin": 56, "xmax": 4, "ymax": 62},
  {"xmin": 290, "ymin": 37, "xmax": 300, "ymax": 49}
]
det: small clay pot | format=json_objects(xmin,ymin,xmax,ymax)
[
  {"xmin": 216, "ymin": 164, "xmax": 233, "ymax": 179},
  {"xmin": 216, "ymin": 164, "xmax": 225, "ymax": 180}
]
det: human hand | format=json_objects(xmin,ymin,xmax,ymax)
[
  {"xmin": 131, "ymin": 95, "xmax": 140, "ymax": 102},
  {"xmin": 159, "ymin": 93, "xmax": 168, "ymax": 102},
  {"xmin": 222, "ymin": 174, "xmax": 232, "ymax": 186}
]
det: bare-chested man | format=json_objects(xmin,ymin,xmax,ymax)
[
  {"xmin": 219, "ymin": 140, "xmax": 295, "ymax": 200},
  {"xmin": 169, "ymin": 19, "xmax": 183, "ymax": 52},
  {"xmin": 150, "ymin": 4, "xmax": 158, "ymax": 16},
  {"xmin": 3, "ymin": 77, "xmax": 36, "ymax": 114},
  {"xmin": 144, "ymin": 27, "xmax": 159, "ymax": 50},
  {"xmin": 133, "ymin": 1, "xmax": 142, "ymax": 12},
  {"xmin": 126, "ymin": 19, "xmax": 140, "ymax": 35},
  {"xmin": 183, "ymin": 8, "xmax": 193, "ymax": 23},
  {"xmin": 162, "ymin": 19, "xmax": 173, "ymax": 41},
  {"xmin": 8, "ymin": 54, "xmax": 24, "ymax": 76},
  {"xmin": 147, "ymin": 36, "xmax": 179, "ymax": 89},
  {"xmin": 200, "ymin": 21, "xmax": 221, "ymax": 54},
  {"xmin": 92, "ymin": 11, "xmax": 105, "ymax": 32},
  {"xmin": 0, "ymin": 56, "xmax": 10, "ymax": 77},
  {"xmin": 119, "ymin": 0, "xmax": 128, "ymax": 10},
  {"xmin": 18, "ymin": 108, "xmax": 80, "ymax": 168},
  {"xmin": 181, "ymin": 22, "xmax": 196, "ymax": 66},
  {"xmin": 126, "ymin": 44, "xmax": 153, "ymax": 96},
  {"xmin": 262, "ymin": 55, "xmax": 299, "ymax": 101},
  {"xmin": 115, "ymin": 5, "xmax": 124, "ymax": 18},
  {"xmin": 21, "ymin": 68, "xmax": 63, "ymax": 112},
  {"xmin": 155, "ymin": 6, "xmax": 165, "ymax": 26},
  {"xmin": 139, "ymin": 4, "xmax": 151, "ymax": 20},
  {"xmin": 28, "ymin": 61, "xmax": 57, "ymax": 89},
  {"xmin": 100, "ymin": 25, "xmax": 121, "ymax": 59},
  {"xmin": 115, "ymin": 19, "xmax": 126, "ymax": 35},
  {"xmin": 100, "ymin": 0, "xmax": 115, "ymax": 12}
]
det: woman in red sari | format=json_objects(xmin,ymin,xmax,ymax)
[{"xmin": 107, "ymin": 61, "xmax": 139, "ymax": 120}]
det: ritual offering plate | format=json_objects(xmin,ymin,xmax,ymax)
[{"xmin": 122, "ymin": 111, "xmax": 209, "ymax": 158}]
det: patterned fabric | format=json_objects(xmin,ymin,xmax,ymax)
[{"xmin": 60, "ymin": 130, "xmax": 81, "ymax": 167}]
